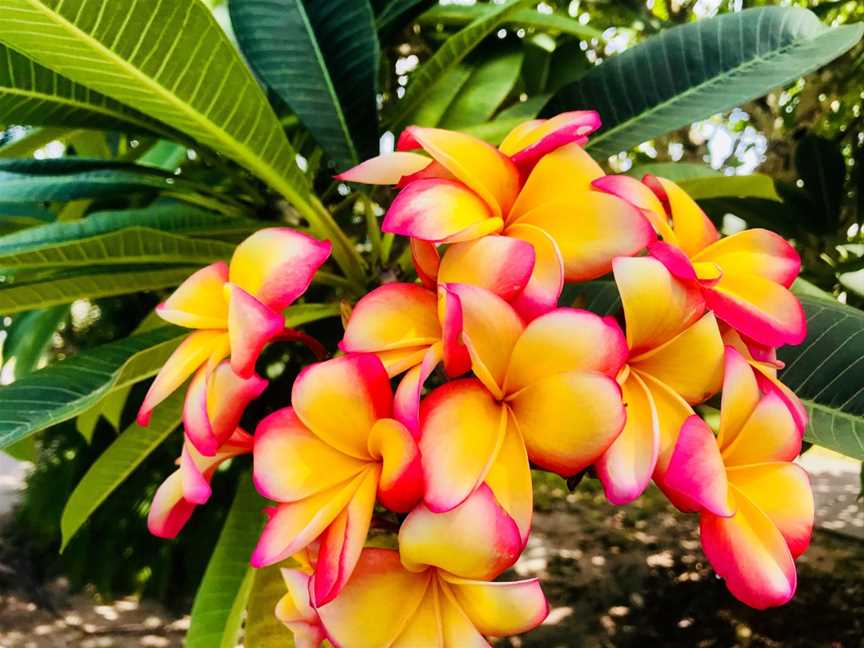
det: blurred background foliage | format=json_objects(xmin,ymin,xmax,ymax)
[{"xmin": 0, "ymin": 0, "xmax": 860, "ymax": 636}]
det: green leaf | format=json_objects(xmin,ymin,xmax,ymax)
[
  {"xmin": 0, "ymin": 267, "xmax": 194, "ymax": 314},
  {"xmin": 245, "ymin": 562, "xmax": 298, "ymax": 648},
  {"xmin": 629, "ymin": 161, "xmax": 721, "ymax": 181},
  {"xmin": 0, "ymin": 227, "xmax": 236, "ymax": 271},
  {"xmin": 459, "ymin": 95, "xmax": 549, "ymax": 144},
  {"xmin": 778, "ymin": 295, "xmax": 864, "ymax": 460},
  {"xmin": 231, "ymin": 0, "xmax": 379, "ymax": 169},
  {"xmin": 0, "ymin": 204, "xmax": 261, "ymax": 254},
  {"xmin": 375, "ymin": 0, "xmax": 429, "ymax": 33},
  {"xmin": 559, "ymin": 280, "xmax": 621, "ymax": 316},
  {"xmin": 1, "ymin": 304, "xmax": 68, "ymax": 377},
  {"xmin": 676, "ymin": 174, "xmax": 780, "ymax": 202},
  {"xmin": 0, "ymin": 326, "xmax": 185, "ymax": 448},
  {"xmin": 283, "ymin": 302, "xmax": 341, "ymax": 328},
  {"xmin": 383, "ymin": 0, "xmax": 526, "ymax": 129},
  {"xmin": 187, "ymin": 476, "xmax": 263, "ymax": 648},
  {"xmin": 0, "ymin": 158, "xmax": 231, "ymax": 204},
  {"xmin": 60, "ymin": 391, "xmax": 184, "ymax": 550},
  {"xmin": 546, "ymin": 7, "xmax": 864, "ymax": 158},
  {"xmin": 0, "ymin": 44, "xmax": 166, "ymax": 135},
  {"xmin": 419, "ymin": 5, "xmax": 601, "ymax": 39},
  {"xmin": 0, "ymin": 0, "xmax": 313, "ymax": 216},
  {"xmin": 407, "ymin": 64, "xmax": 473, "ymax": 128},
  {"xmin": 139, "ymin": 140, "xmax": 188, "ymax": 172},
  {"xmin": 0, "ymin": 127, "xmax": 68, "ymax": 158},
  {"xmin": 439, "ymin": 45, "xmax": 524, "ymax": 129}
]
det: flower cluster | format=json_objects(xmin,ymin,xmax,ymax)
[{"xmin": 140, "ymin": 110, "xmax": 814, "ymax": 645}]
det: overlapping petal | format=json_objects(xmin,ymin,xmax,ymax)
[
  {"xmin": 225, "ymin": 283, "xmax": 284, "ymax": 377},
  {"xmin": 155, "ymin": 261, "xmax": 228, "ymax": 329},
  {"xmin": 504, "ymin": 223, "xmax": 565, "ymax": 321},
  {"xmin": 275, "ymin": 569, "xmax": 326, "ymax": 648},
  {"xmin": 367, "ymin": 418, "xmax": 423, "ymax": 512},
  {"xmin": 499, "ymin": 110, "xmax": 601, "ymax": 171},
  {"xmin": 334, "ymin": 151, "xmax": 432, "ymax": 185},
  {"xmin": 693, "ymin": 229, "xmax": 801, "ymax": 287},
  {"xmin": 438, "ymin": 236, "xmax": 535, "ymax": 301}
]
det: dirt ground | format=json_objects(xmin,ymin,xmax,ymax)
[{"xmin": 0, "ymin": 478, "xmax": 862, "ymax": 647}]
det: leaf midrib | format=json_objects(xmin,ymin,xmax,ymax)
[
  {"xmin": 24, "ymin": 0, "xmax": 306, "ymax": 202},
  {"xmin": 587, "ymin": 21, "xmax": 860, "ymax": 152}
]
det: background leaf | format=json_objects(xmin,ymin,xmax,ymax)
[
  {"xmin": 0, "ymin": 267, "xmax": 195, "ymax": 313},
  {"xmin": 1, "ymin": 305, "xmax": 68, "ymax": 377},
  {"xmin": 0, "ymin": 326, "xmax": 184, "ymax": 448},
  {"xmin": 231, "ymin": 0, "xmax": 379, "ymax": 169},
  {"xmin": 60, "ymin": 391, "xmax": 185, "ymax": 550},
  {"xmin": 383, "ymin": 0, "xmax": 526, "ymax": 128},
  {"xmin": 245, "ymin": 562, "xmax": 297, "ymax": 648},
  {"xmin": 546, "ymin": 7, "xmax": 864, "ymax": 158},
  {"xmin": 186, "ymin": 475, "xmax": 263, "ymax": 648},
  {"xmin": 778, "ymin": 295, "xmax": 864, "ymax": 460}
]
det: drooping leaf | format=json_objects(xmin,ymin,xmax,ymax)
[
  {"xmin": 245, "ymin": 561, "xmax": 299, "ymax": 648},
  {"xmin": 231, "ymin": 0, "xmax": 379, "ymax": 170},
  {"xmin": 0, "ymin": 0, "xmax": 312, "ymax": 214},
  {"xmin": 0, "ymin": 44, "xmax": 167, "ymax": 135},
  {"xmin": 418, "ymin": 4, "xmax": 601, "ymax": 39},
  {"xmin": 0, "ymin": 158, "xmax": 232, "ymax": 205},
  {"xmin": 60, "ymin": 391, "xmax": 185, "ymax": 550},
  {"xmin": 439, "ymin": 44, "xmax": 524, "ymax": 129},
  {"xmin": 778, "ymin": 295, "xmax": 864, "ymax": 460},
  {"xmin": 383, "ymin": 0, "xmax": 526, "ymax": 129},
  {"xmin": 0, "ymin": 267, "xmax": 195, "ymax": 314},
  {"xmin": 1, "ymin": 304, "xmax": 68, "ymax": 377},
  {"xmin": 0, "ymin": 227, "xmax": 236, "ymax": 271},
  {"xmin": 0, "ymin": 326, "xmax": 185, "ymax": 448},
  {"xmin": 283, "ymin": 302, "xmax": 341, "ymax": 328},
  {"xmin": 546, "ymin": 7, "xmax": 864, "ymax": 158},
  {"xmin": 0, "ymin": 204, "xmax": 261, "ymax": 254},
  {"xmin": 186, "ymin": 476, "xmax": 264, "ymax": 648}
]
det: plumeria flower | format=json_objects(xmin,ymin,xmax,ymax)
[
  {"xmin": 722, "ymin": 327, "xmax": 808, "ymax": 433},
  {"xmin": 595, "ymin": 255, "xmax": 724, "ymax": 504},
  {"xmin": 279, "ymin": 548, "xmax": 548, "ymax": 648},
  {"xmin": 594, "ymin": 174, "xmax": 805, "ymax": 347},
  {"xmin": 662, "ymin": 347, "xmax": 814, "ymax": 609},
  {"xmin": 149, "ymin": 429, "xmax": 253, "ymax": 538},
  {"xmin": 251, "ymin": 353, "xmax": 423, "ymax": 605},
  {"xmin": 420, "ymin": 283, "xmax": 627, "ymax": 542},
  {"xmin": 337, "ymin": 114, "xmax": 653, "ymax": 319},
  {"xmin": 137, "ymin": 229, "xmax": 332, "ymax": 431}
]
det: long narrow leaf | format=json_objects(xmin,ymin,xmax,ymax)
[
  {"xmin": 0, "ymin": 44, "xmax": 168, "ymax": 135},
  {"xmin": 546, "ymin": 7, "xmax": 864, "ymax": 157},
  {"xmin": 0, "ymin": 267, "xmax": 194, "ymax": 314},
  {"xmin": 0, "ymin": 326, "xmax": 185, "ymax": 448},
  {"xmin": 383, "ymin": 0, "xmax": 526, "ymax": 128},
  {"xmin": 0, "ymin": 227, "xmax": 236, "ymax": 271},
  {"xmin": 231, "ymin": 0, "xmax": 379, "ymax": 169},
  {"xmin": 778, "ymin": 295, "xmax": 864, "ymax": 460},
  {"xmin": 60, "ymin": 391, "xmax": 185, "ymax": 550},
  {"xmin": 186, "ymin": 476, "xmax": 263, "ymax": 648}
]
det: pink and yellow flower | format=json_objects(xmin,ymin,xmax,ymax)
[
  {"xmin": 595, "ymin": 255, "xmax": 724, "ymax": 504},
  {"xmin": 419, "ymin": 284, "xmax": 628, "ymax": 541},
  {"xmin": 149, "ymin": 429, "xmax": 253, "ymax": 538},
  {"xmin": 251, "ymin": 353, "xmax": 423, "ymax": 605},
  {"xmin": 137, "ymin": 228, "xmax": 331, "ymax": 431},
  {"xmin": 662, "ymin": 347, "xmax": 814, "ymax": 609},
  {"xmin": 279, "ymin": 548, "xmax": 548, "ymax": 648},
  {"xmin": 337, "ymin": 114, "xmax": 654, "ymax": 319},
  {"xmin": 594, "ymin": 174, "xmax": 805, "ymax": 346}
]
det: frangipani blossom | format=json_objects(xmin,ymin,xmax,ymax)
[
  {"xmin": 280, "ymin": 548, "xmax": 548, "ymax": 648},
  {"xmin": 149, "ymin": 429, "xmax": 253, "ymax": 538},
  {"xmin": 137, "ymin": 229, "xmax": 331, "ymax": 431},
  {"xmin": 420, "ymin": 284, "xmax": 627, "ymax": 541},
  {"xmin": 251, "ymin": 353, "xmax": 423, "ymax": 605},
  {"xmin": 595, "ymin": 256, "xmax": 724, "ymax": 504},
  {"xmin": 663, "ymin": 347, "xmax": 813, "ymax": 609},
  {"xmin": 594, "ymin": 174, "xmax": 805, "ymax": 347},
  {"xmin": 337, "ymin": 115, "xmax": 654, "ymax": 314}
]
